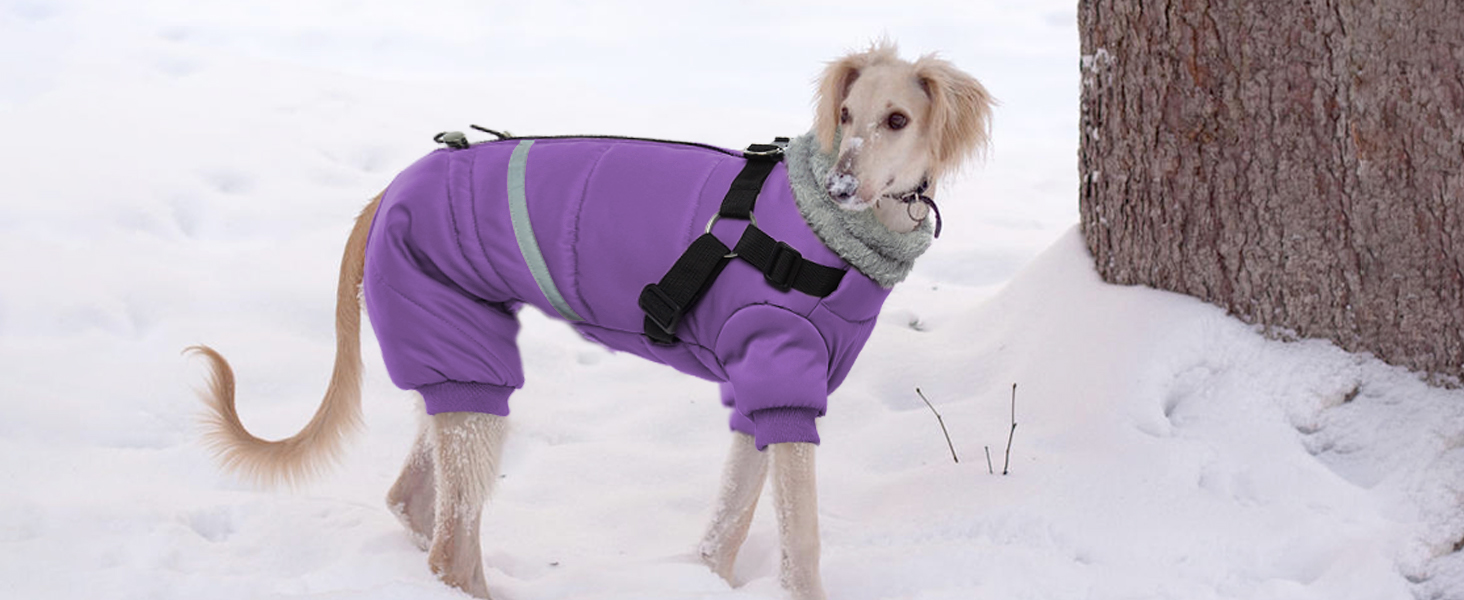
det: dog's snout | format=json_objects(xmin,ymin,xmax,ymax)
[
  {"xmin": 826, "ymin": 147, "xmax": 864, "ymax": 204},
  {"xmin": 826, "ymin": 170, "xmax": 860, "ymax": 202}
]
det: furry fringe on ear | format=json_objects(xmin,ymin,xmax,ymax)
[
  {"xmin": 814, "ymin": 40, "xmax": 902, "ymax": 154},
  {"xmin": 915, "ymin": 53, "xmax": 995, "ymax": 179},
  {"xmin": 814, "ymin": 41, "xmax": 994, "ymax": 176}
]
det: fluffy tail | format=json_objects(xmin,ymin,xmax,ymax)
[{"xmin": 187, "ymin": 195, "xmax": 382, "ymax": 487}]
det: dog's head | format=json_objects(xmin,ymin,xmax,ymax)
[{"xmin": 814, "ymin": 42, "xmax": 993, "ymax": 224}]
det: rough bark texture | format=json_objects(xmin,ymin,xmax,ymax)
[{"xmin": 1079, "ymin": 0, "xmax": 1464, "ymax": 383}]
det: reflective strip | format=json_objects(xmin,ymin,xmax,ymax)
[{"xmin": 507, "ymin": 140, "xmax": 584, "ymax": 321}]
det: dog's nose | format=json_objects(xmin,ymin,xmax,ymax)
[{"xmin": 826, "ymin": 171, "xmax": 860, "ymax": 202}]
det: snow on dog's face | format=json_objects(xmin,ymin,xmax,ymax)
[{"xmin": 815, "ymin": 42, "xmax": 993, "ymax": 217}]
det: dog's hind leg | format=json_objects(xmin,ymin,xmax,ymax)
[
  {"xmin": 426, "ymin": 411, "xmax": 508, "ymax": 599},
  {"xmin": 771, "ymin": 442, "xmax": 827, "ymax": 600},
  {"xmin": 387, "ymin": 399, "xmax": 435, "ymax": 551},
  {"xmin": 699, "ymin": 431, "xmax": 769, "ymax": 583}
]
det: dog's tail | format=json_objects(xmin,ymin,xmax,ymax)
[{"xmin": 187, "ymin": 194, "xmax": 382, "ymax": 488}]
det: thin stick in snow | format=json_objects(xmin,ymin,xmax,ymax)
[
  {"xmin": 985, "ymin": 446, "xmax": 994, "ymax": 475},
  {"xmin": 1003, "ymin": 383, "xmax": 1018, "ymax": 475},
  {"xmin": 915, "ymin": 388, "xmax": 959, "ymax": 464}
]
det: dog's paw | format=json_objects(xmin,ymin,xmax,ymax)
[
  {"xmin": 387, "ymin": 499, "xmax": 432, "ymax": 551},
  {"xmin": 697, "ymin": 545, "xmax": 737, "ymax": 585},
  {"xmin": 428, "ymin": 542, "xmax": 491, "ymax": 599}
]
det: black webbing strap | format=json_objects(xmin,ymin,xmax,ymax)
[
  {"xmin": 639, "ymin": 139, "xmax": 847, "ymax": 345},
  {"xmin": 639, "ymin": 234, "xmax": 734, "ymax": 344},
  {"xmin": 718, "ymin": 143, "xmax": 784, "ymax": 218},
  {"xmin": 732, "ymin": 225, "xmax": 845, "ymax": 295}
]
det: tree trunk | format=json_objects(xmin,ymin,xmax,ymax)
[{"xmin": 1079, "ymin": 0, "xmax": 1464, "ymax": 383}]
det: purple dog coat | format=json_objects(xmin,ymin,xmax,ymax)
[{"xmin": 363, "ymin": 137, "xmax": 891, "ymax": 449}]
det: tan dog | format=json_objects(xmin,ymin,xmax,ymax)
[{"xmin": 189, "ymin": 42, "xmax": 991, "ymax": 600}]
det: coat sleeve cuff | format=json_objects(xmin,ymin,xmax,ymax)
[
  {"xmin": 748, "ymin": 407, "xmax": 821, "ymax": 450},
  {"xmin": 418, "ymin": 381, "xmax": 514, "ymax": 416}
]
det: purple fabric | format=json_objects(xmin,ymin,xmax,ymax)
[
  {"xmin": 417, "ymin": 381, "xmax": 513, "ymax": 416},
  {"xmin": 363, "ymin": 138, "xmax": 891, "ymax": 449}
]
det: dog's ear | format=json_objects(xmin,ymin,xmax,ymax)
[
  {"xmin": 916, "ymin": 55, "xmax": 994, "ymax": 178},
  {"xmin": 814, "ymin": 53, "xmax": 867, "ymax": 154}
]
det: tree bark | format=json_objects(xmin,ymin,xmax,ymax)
[{"xmin": 1079, "ymin": 0, "xmax": 1464, "ymax": 383}]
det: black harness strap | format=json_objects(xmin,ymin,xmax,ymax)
[
  {"xmin": 732, "ymin": 225, "xmax": 844, "ymax": 295},
  {"xmin": 639, "ymin": 234, "xmax": 734, "ymax": 344},
  {"xmin": 718, "ymin": 142, "xmax": 783, "ymax": 218},
  {"xmin": 639, "ymin": 139, "xmax": 846, "ymax": 345}
]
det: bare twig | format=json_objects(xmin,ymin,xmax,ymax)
[
  {"xmin": 915, "ymin": 388, "xmax": 959, "ymax": 463},
  {"xmin": 985, "ymin": 446, "xmax": 994, "ymax": 474},
  {"xmin": 1003, "ymin": 383, "xmax": 1018, "ymax": 475}
]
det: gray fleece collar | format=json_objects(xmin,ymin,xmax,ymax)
[{"xmin": 786, "ymin": 132, "xmax": 934, "ymax": 288}]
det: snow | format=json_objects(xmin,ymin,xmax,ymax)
[
  {"xmin": 4, "ymin": 1, "xmax": 1464, "ymax": 599},
  {"xmin": 827, "ymin": 171, "xmax": 862, "ymax": 205}
]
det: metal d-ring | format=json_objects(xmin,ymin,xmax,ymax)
[
  {"xmin": 741, "ymin": 146, "xmax": 784, "ymax": 159},
  {"xmin": 705, "ymin": 212, "xmax": 757, "ymax": 259}
]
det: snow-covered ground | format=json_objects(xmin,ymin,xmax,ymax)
[{"xmin": 4, "ymin": 1, "xmax": 1464, "ymax": 599}]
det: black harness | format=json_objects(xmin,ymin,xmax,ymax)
[
  {"xmin": 637, "ymin": 139, "xmax": 846, "ymax": 345},
  {"xmin": 432, "ymin": 129, "xmax": 851, "ymax": 346}
]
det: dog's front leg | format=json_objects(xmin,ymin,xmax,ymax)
[
  {"xmin": 427, "ymin": 412, "xmax": 508, "ymax": 599},
  {"xmin": 699, "ymin": 431, "xmax": 769, "ymax": 582},
  {"xmin": 771, "ymin": 442, "xmax": 827, "ymax": 600}
]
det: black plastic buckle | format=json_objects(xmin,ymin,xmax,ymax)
[
  {"xmin": 638, "ymin": 285, "xmax": 680, "ymax": 334},
  {"xmin": 765, "ymin": 241, "xmax": 803, "ymax": 292}
]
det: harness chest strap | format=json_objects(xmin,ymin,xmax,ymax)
[{"xmin": 639, "ymin": 140, "xmax": 845, "ymax": 345}]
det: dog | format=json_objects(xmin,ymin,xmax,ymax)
[{"xmin": 188, "ymin": 42, "xmax": 991, "ymax": 600}]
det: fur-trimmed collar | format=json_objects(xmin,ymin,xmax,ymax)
[{"xmin": 786, "ymin": 132, "xmax": 934, "ymax": 288}]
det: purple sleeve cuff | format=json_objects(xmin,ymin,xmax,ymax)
[
  {"xmin": 748, "ymin": 407, "xmax": 821, "ymax": 450},
  {"xmin": 715, "ymin": 306, "xmax": 831, "ymax": 451},
  {"xmin": 419, "ymin": 381, "xmax": 514, "ymax": 416}
]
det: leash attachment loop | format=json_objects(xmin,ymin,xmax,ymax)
[{"xmin": 434, "ymin": 131, "xmax": 470, "ymax": 149}]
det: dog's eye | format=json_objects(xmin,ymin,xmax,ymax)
[
  {"xmin": 840, "ymin": 107, "xmax": 851, "ymax": 125},
  {"xmin": 887, "ymin": 112, "xmax": 909, "ymax": 130}
]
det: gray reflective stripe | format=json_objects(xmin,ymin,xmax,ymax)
[{"xmin": 507, "ymin": 140, "xmax": 584, "ymax": 321}]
